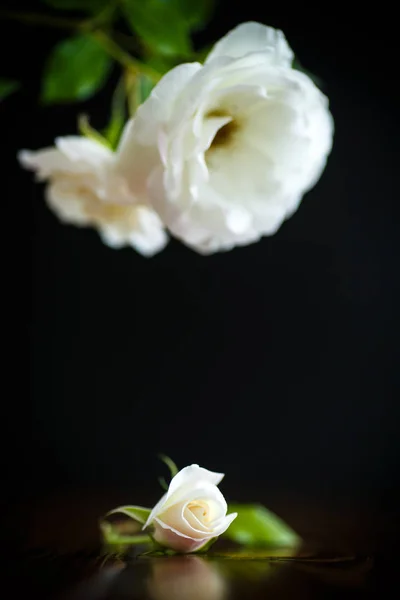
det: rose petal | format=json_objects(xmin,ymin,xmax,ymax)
[
  {"xmin": 205, "ymin": 22, "xmax": 293, "ymax": 68},
  {"xmin": 167, "ymin": 465, "xmax": 224, "ymax": 500},
  {"xmin": 143, "ymin": 492, "xmax": 168, "ymax": 530},
  {"xmin": 100, "ymin": 207, "xmax": 168, "ymax": 256},
  {"xmin": 153, "ymin": 518, "xmax": 210, "ymax": 553},
  {"xmin": 183, "ymin": 503, "xmax": 212, "ymax": 533},
  {"xmin": 144, "ymin": 466, "xmax": 226, "ymax": 530},
  {"xmin": 19, "ymin": 148, "xmax": 72, "ymax": 180},
  {"xmin": 55, "ymin": 136, "xmax": 112, "ymax": 165},
  {"xmin": 154, "ymin": 501, "xmax": 210, "ymax": 539},
  {"xmin": 19, "ymin": 137, "xmax": 113, "ymax": 181},
  {"xmin": 210, "ymin": 512, "xmax": 238, "ymax": 536}
]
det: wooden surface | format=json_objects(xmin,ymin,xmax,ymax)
[{"xmin": 3, "ymin": 488, "xmax": 396, "ymax": 599}]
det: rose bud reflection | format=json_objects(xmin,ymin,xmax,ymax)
[{"xmin": 147, "ymin": 556, "xmax": 226, "ymax": 600}]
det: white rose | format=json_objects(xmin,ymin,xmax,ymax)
[
  {"xmin": 19, "ymin": 135, "xmax": 167, "ymax": 256},
  {"xmin": 117, "ymin": 22, "xmax": 334, "ymax": 254},
  {"xmin": 144, "ymin": 464, "xmax": 237, "ymax": 553}
]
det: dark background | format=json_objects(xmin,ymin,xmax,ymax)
[{"xmin": 1, "ymin": 0, "xmax": 399, "ymax": 547}]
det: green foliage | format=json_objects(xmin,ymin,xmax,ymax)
[
  {"xmin": 100, "ymin": 505, "xmax": 153, "ymax": 550},
  {"xmin": 78, "ymin": 114, "xmax": 112, "ymax": 148},
  {"xmin": 42, "ymin": 0, "xmax": 109, "ymax": 11},
  {"xmin": 156, "ymin": 454, "xmax": 178, "ymax": 490},
  {"xmin": 140, "ymin": 547, "xmax": 177, "ymax": 556},
  {"xmin": 103, "ymin": 77, "xmax": 127, "ymax": 148},
  {"xmin": 106, "ymin": 505, "xmax": 152, "ymax": 524},
  {"xmin": 122, "ymin": 0, "xmax": 192, "ymax": 57},
  {"xmin": 174, "ymin": 0, "xmax": 215, "ymax": 28},
  {"xmin": 8, "ymin": 0, "xmax": 217, "ymax": 114},
  {"xmin": 224, "ymin": 504, "xmax": 301, "ymax": 547},
  {"xmin": 42, "ymin": 34, "xmax": 112, "ymax": 103},
  {"xmin": 139, "ymin": 74, "xmax": 154, "ymax": 102},
  {"xmin": 0, "ymin": 78, "xmax": 20, "ymax": 100},
  {"xmin": 159, "ymin": 454, "xmax": 179, "ymax": 478},
  {"xmin": 100, "ymin": 521, "xmax": 152, "ymax": 547}
]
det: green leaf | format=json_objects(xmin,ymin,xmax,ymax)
[
  {"xmin": 43, "ymin": 0, "xmax": 109, "ymax": 11},
  {"xmin": 159, "ymin": 454, "xmax": 178, "ymax": 478},
  {"xmin": 103, "ymin": 77, "xmax": 127, "ymax": 149},
  {"xmin": 139, "ymin": 74, "xmax": 154, "ymax": 103},
  {"xmin": 42, "ymin": 34, "xmax": 112, "ymax": 104},
  {"xmin": 174, "ymin": 0, "xmax": 215, "ymax": 29},
  {"xmin": 0, "ymin": 78, "xmax": 20, "ymax": 100},
  {"xmin": 140, "ymin": 547, "xmax": 177, "ymax": 556},
  {"xmin": 122, "ymin": 0, "xmax": 192, "ymax": 57},
  {"xmin": 105, "ymin": 505, "xmax": 152, "ymax": 525},
  {"xmin": 214, "ymin": 547, "xmax": 299, "ymax": 559},
  {"xmin": 145, "ymin": 53, "xmax": 175, "ymax": 76},
  {"xmin": 224, "ymin": 504, "xmax": 301, "ymax": 547},
  {"xmin": 100, "ymin": 521, "xmax": 152, "ymax": 546}
]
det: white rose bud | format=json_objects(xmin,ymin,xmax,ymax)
[
  {"xmin": 19, "ymin": 135, "xmax": 167, "ymax": 256},
  {"xmin": 117, "ymin": 22, "xmax": 334, "ymax": 254},
  {"xmin": 144, "ymin": 464, "xmax": 237, "ymax": 553}
]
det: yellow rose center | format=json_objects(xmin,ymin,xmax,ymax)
[
  {"xmin": 187, "ymin": 501, "xmax": 210, "ymax": 523},
  {"xmin": 205, "ymin": 109, "xmax": 239, "ymax": 154}
]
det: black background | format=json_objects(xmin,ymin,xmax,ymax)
[{"xmin": 1, "ymin": 0, "xmax": 399, "ymax": 534}]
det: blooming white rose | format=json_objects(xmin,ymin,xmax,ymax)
[
  {"xmin": 19, "ymin": 136, "xmax": 167, "ymax": 256},
  {"xmin": 117, "ymin": 22, "xmax": 334, "ymax": 254},
  {"xmin": 144, "ymin": 464, "xmax": 237, "ymax": 553}
]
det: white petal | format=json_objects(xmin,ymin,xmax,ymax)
[
  {"xmin": 210, "ymin": 512, "xmax": 238, "ymax": 536},
  {"xmin": 225, "ymin": 208, "xmax": 252, "ymax": 234},
  {"xmin": 46, "ymin": 182, "xmax": 90, "ymax": 225},
  {"xmin": 153, "ymin": 518, "xmax": 197, "ymax": 540},
  {"xmin": 99, "ymin": 228, "xmax": 125, "ymax": 249},
  {"xmin": 149, "ymin": 64, "xmax": 202, "ymax": 125},
  {"xmin": 183, "ymin": 504, "xmax": 211, "ymax": 533},
  {"xmin": 165, "ymin": 482, "xmax": 228, "ymax": 523},
  {"xmin": 156, "ymin": 501, "xmax": 210, "ymax": 539},
  {"xmin": 18, "ymin": 148, "xmax": 74, "ymax": 180},
  {"xmin": 127, "ymin": 207, "xmax": 168, "ymax": 256},
  {"xmin": 153, "ymin": 519, "xmax": 209, "ymax": 553},
  {"xmin": 167, "ymin": 465, "xmax": 224, "ymax": 500},
  {"xmin": 205, "ymin": 22, "xmax": 293, "ymax": 68},
  {"xmin": 143, "ymin": 492, "xmax": 168, "ymax": 529},
  {"xmin": 55, "ymin": 136, "xmax": 112, "ymax": 166},
  {"xmin": 197, "ymin": 116, "xmax": 233, "ymax": 152},
  {"xmin": 116, "ymin": 137, "xmax": 160, "ymax": 198},
  {"xmin": 19, "ymin": 136, "xmax": 112, "ymax": 181},
  {"xmin": 119, "ymin": 64, "xmax": 201, "ymax": 151},
  {"xmin": 99, "ymin": 216, "xmax": 168, "ymax": 255},
  {"xmin": 205, "ymin": 84, "xmax": 267, "ymax": 118}
]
